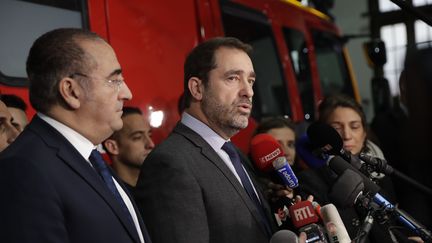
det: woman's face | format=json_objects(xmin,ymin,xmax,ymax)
[
  {"xmin": 266, "ymin": 127, "xmax": 296, "ymax": 165},
  {"xmin": 327, "ymin": 107, "xmax": 366, "ymax": 155}
]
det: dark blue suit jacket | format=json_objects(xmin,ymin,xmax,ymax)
[{"xmin": 0, "ymin": 115, "xmax": 151, "ymax": 243}]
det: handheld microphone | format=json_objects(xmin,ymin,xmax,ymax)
[
  {"xmin": 296, "ymin": 134, "xmax": 328, "ymax": 169},
  {"xmin": 270, "ymin": 230, "xmax": 299, "ymax": 243},
  {"xmin": 289, "ymin": 200, "xmax": 328, "ymax": 242},
  {"xmin": 307, "ymin": 122, "xmax": 363, "ymax": 170},
  {"xmin": 320, "ymin": 204, "xmax": 351, "ymax": 243},
  {"xmin": 250, "ymin": 134, "xmax": 285, "ymax": 173},
  {"xmin": 250, "ymin": 134, "xmax": 299, "ymax": 188},
  {"xmin": 273, "ymin": 157, "xmax": 299, "ymax": 189},
  {"xmin": 328, "ymin": 168, "xmax": 364, "ymax": 208}
]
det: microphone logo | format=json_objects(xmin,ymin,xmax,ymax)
[
  {"xmin": 259, "ymin": 148, "xmax": 282, "ymax": 163},
  {"xmin": 292, "ymin": 206, "xmax": 315, "ymax": 221}
]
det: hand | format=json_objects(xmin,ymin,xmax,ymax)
[
  {"xmin": 298, "ymin": 232, "xmax": 307, "ymax": 243},
  {"xmin": 267, "ymin": 181, "xmax": 294, "ymax": 202}
]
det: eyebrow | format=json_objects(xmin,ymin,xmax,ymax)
[
  {"xmin": 108, "ymin": 69, "xmax": 122, "ymax": 78},
  {"xmin": 224, "ymin": 69, "xmax": 256, "ymax": 78}
]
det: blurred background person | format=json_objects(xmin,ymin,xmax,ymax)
[
  {"xmin": 0, "ymin": 98, "xmax": 19, "ymax": 152},
  {"xmin": 1, "ymin": 94, "xmax": 28, "ymax": 133},
  {"xmin": 296, "ymin": 94, "xmax": 396, "ymax": 242},
  {"xmin": 254, "ymin": 117, "xmax": 297, "ymax": 168},
  {"xmin": 103, "ymin": 106, "xmax": 155, "ymax": 191},
  {"xmin": 399, "ymin": 47, "xmax": 432, "ymax": 230}
]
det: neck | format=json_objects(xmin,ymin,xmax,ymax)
[
  {"xmin": 185, "ymin": 106, "xmax": 238, "ymax": 140},
  {"xmin": 111, "ymin": 160, "xmax": 140, "ymax": 187}
]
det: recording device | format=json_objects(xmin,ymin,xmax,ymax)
[
  {"xmin": 320, "ymin": 204, "xmax": 351, "ymax": 243},
  {"xmin": 270, "ymin": 230, "xmax": 299, "ymax": 243},
  {"xmin": 250, "ymin": 134, "xmax": 299, "ymax": 188},
  {"xmin": 306, "ymin": 122, "xmax": 363, "ymax": 170},
  {"xmin": 358, "ymin": 153, "xmax": 394, "ymax": 175},
  {"xmin": 289, "ymin": 200, "xmax": 328, "ymax": 242}
]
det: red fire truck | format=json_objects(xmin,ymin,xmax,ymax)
[{"xmin": 0, "ymin": 0, "xmax": 359, "ymax": 152}]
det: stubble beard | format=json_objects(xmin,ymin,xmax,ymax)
[{"xmin": 202, "ymin": 93, "xmax": 251, "ymax": 138}]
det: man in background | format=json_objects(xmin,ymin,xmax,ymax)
[
  {"xmin": 103, "ymin": 106, "xmax": 155, "ymax": 191},
  {"xmin": 1, "ymin": 94, "xmax": 28, "ymax": 132}
]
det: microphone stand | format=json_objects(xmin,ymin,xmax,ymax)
[{"xmin": 358, "ymin": 153, "xmax": 432, "ymax": 198}]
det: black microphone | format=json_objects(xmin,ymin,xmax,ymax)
[
  {"xmin": 358, "ymin": 153, "xmax": 394, "ymax": 175},
  {"xmin": 307, "ymin": 122, "xmax": 363, "ymax": 170},
  {"xmin": 327, "ymin": 156, "xmax": 432, "ymax": 242}
]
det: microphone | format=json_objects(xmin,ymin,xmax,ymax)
[
  {"xmin": 327, "ymin": 156, "xmax": 432, "ymax": 242},
  {"xmin": 307, "ymin": 122, "xmax": 363, "ymax": 170},
  {"xmin": 250, "ymin": 134, "xmax": 299, "ymax": 188},
  {"xmin": 320, "ymin": 204, "xmax": 351, "ymax": 243},
  {"xmin": 270, "ymin": 230, "xmax": 299, "ymax": 243},
  {"xmin": 328, "ymin": 168, "xmax": 364, "ymax": 208},
  {"xmin": 289, "ymin": 200, "xmax": 328, "ymax": 242},
  {"xmin": 273, "ymin": 157, "xmax": 299, "ymax": 189},
  {"xmin": 250, "ymin": 134, "xmax": 285, "ymax": 173},
  {"xmin": 358, "ymin": 153, "xmax": 394, "ymax": 175},
  {"xmin": 327, "ymin": 156, "xmax": 380, "ymax": 196},
  {"xmin": 296, "ymin": 134, "xmax": 328, "ymax": 169}
]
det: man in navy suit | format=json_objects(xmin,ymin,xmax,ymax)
[{"xmin": 0, "ymin": 28, "xmax": 151, "ymax": 243}]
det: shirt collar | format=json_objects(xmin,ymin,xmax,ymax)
[
  {"xmin": 181, "ymin": 112, "xmax": 228, "ymax": 151},
  {"xmin": 38, "ymin": 112, "xmax": 96, "ymax": 160}
]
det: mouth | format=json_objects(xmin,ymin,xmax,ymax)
[{"xmin": 237, "ymin": 102, "xmax": 252, "ymax": 113}]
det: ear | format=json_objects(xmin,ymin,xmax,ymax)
[
  {"xmin": 58, "ymin": 77, "xmax": 82, "ymax": 109},
  {"xmin": 188, "ymin": 77, "xmax": 204, "ymax": 101},
  {"xmin": 103, "ymin": 139, "xmax": 119, "ymax": 155}
]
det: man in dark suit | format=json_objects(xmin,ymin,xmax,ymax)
[
  {"xmin": 135, "ymin": 37, "xmax": 276, "ymax": 243},
  {"xmin": 0, "ymin": 28, "xmax": 151, "ymax": 243}
]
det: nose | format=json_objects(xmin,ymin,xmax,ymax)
[
  {"xmin": 145, "ymin": 136, "xmax": 155, "ymax": 150},
  {"xmin": 340, "ymin": 126, "xmax": 352, "ymax": 140},
  {"xmin": 119, "ymin": 82, "xmax": 133, "ymax": 101},
  {"xmin": 7, "ymin": 125, "xmax": 19, "ymax": 145},
  {"xmin": 240, "ymin": 79, "xmax": 254, "ymax": 98}
]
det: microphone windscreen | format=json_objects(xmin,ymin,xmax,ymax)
[
  {"xmin": 307, "ymin": 122, "xmax": 343, "ymax": 155},
  {"xmin": 289, "ymin": 200, "xmax": 319, "ymax": 228},
  {"xmin": 329, "ymin": 169, "xmax": 364, "ymax": 208},
  {"xmin": 270, "ymin": 230, "xmax": 299, "ymax": 243},
  {"xmin": 250, "ymin": 134, "xmax": 285, "ymax": 172},
  {"xmin": 321, "ymin": 204, "xmax": 351, "ymax": 243},
  {"xmin": 328, "ymin": 156, "xmax": 380, "ymax": 196}
]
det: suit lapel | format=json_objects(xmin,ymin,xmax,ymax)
[
  {"xmin": 29, "ymin": 117, "xmax": 141, "ymax": 243},
  {"xmin": 173, "ymin": 123, "xmax": 271, "ymax": 236}
]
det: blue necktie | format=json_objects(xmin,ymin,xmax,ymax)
[
  {"xmin": 89, "ymin": 149, "xmax": 134, "ymax": 224},
  {"xmin": 221, "ymin": 142, "xmax": 272, "ymax": 236}
]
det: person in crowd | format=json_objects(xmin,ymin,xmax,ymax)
[
  {"xmin": 103, "ymin": 106, "xmax": 155, "ymax": 191},
  {"xmin": 0, "ymin": 98, "xmax": 19, "ymax": 152},
  {"xmin": 254, "ymin": 116, "xmax": 297, "ymax": 168},
  {"xmin": 297, "ymin": 94, "xmax": 397, "ymax": 243},
  {"xmin": 134, "ymin": 37, "xmax": 277, "ymax": 243},
  {"xmin": 1, "ymin": 94, "xmax": 29, "ymax": 132},
  {"xmin": 398, "ymin": 47, "xmax": 432, "ymax": 230},
  {"xmin": 0, "ymin": 28, "xmax": 151, "ymax": 243}
]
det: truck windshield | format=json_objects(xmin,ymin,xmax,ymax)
[
  {"xmin": 0, "ymin": 0, "xmax": 85, "ymax": 86},
  {"xmin": 312, "ymin": 30, "xmax": 354, "ymax": 98}
]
